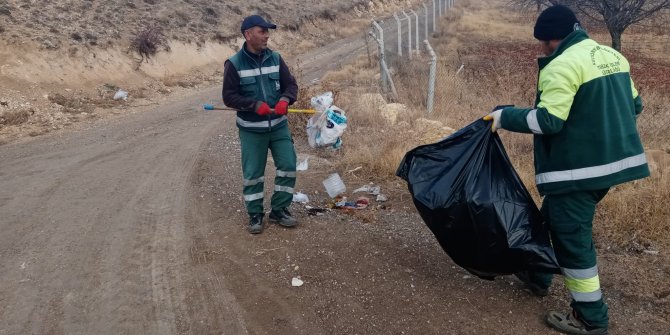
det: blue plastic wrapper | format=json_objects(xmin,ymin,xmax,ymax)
[{"xmin": 397, "ymin": 119, "xmax": 560, "ymax": 280}]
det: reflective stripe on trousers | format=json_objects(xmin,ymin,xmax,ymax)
[
  {"xmin": 243, "ymin": 192, "xmax": 264, "ymax": 202},
  {"xmin": 563, "ymin": 266, "xmax": 602, "ymax": 302}
]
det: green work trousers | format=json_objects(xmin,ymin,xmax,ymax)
[
  {"xmin": 529, "ymin": 189, "xmax": 610, "ymax": 329},
  {"xmin": 239, "ymin": 125, "xmax": 296, "ymax": 215}
]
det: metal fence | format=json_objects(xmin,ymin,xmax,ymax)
[{"xmin": 368, "ymin": 0, "xmax": 455, "ymax": 114}]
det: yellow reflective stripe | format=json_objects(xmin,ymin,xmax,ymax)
[{"xmin": 565, "ymin": 275, "xmax": 600, "ymax": 293}]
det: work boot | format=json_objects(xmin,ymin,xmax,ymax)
[
  {"xmin": 546, "ymin": 310, "xmax": 608, "ymax": 335},
  {"xmin": 269, "ymin": 208, "xmax": 297, "ymax": 227},
  {"xmin": 514, "ymin": 271, "xmax": 549, "ymax": 297},
  {"xmin": 248, "ymin": 213, "xmax": 265, "ymax": 234}
]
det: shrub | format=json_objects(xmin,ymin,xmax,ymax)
[
  {"xmin": 130, "ymin": 26, "xmax": 169, "ymax": 62},
  {"xmin": 0, "ymin": 110, "xmax": 31, "ymax": 126}
]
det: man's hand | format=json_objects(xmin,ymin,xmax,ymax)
[
  {"xmin": 483, "ymin": 109, "xmax": 503, "ymax": 132},
  {"xmin": 255, "ymin": 102, "xmax": 272, "ymax": 116},
  {"xmin": 274, "ymin": 99, "xmax": 289, "ymax": 116}
]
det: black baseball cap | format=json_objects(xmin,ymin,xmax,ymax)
[{"xmin": 240, "ymin": 15, "xmax": 277, "ymax": 33}]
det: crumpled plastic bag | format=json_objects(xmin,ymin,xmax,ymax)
[
  {"xmin": 396, "ymin": 118, "xmax": 560, "ymax": 279},
  {"xmin": 306, "ymin": 102, "xmax": 347, "ymax": 149}
]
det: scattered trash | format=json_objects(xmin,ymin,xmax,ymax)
[
  {"xmin": 643, "ymin": 250, "xmax": 660, "ymax": 255},
  {"xmin": 456, "ymin": 64, "xmax": 465, "ymax": 75},
  {"xmin": 355, "ymin": 197, "xmax": 370, "ymax": 209},
  {"xmin": 376, "ymin": 194, "xmax": 388, "ymax": 202},
  {"xmin": 306, "ymin": 206, "xmax": 328, "ymax": 216},
  {"xmin": 322, "ymin": 173, "xmax": 346, "ymax": 198},
  {"xmin": 292, "ymin": 192, "xmax": 309, "ymax": 203},
  {"xmin": 347, "ymin": 166, "xmax": 363, "ymax": 174},
  {"xmin": 291, "ymin": 277, "xmax": 304, "ymax": 287},
  {"xmin": 353, "ymin": 184, "xmax": 381, "ymax": 195},
  {"xmin": 297, "ymin": 158, "xmax": 309, "ymax": 171},
  {"xmin": 113, "ymin": 89, "xmax": 128, "ymax": 101},
  {"xmin": 330, "ymin": 196, "xmax": 370, "ymax": 209}
]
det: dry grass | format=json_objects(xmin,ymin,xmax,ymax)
[
  {"xmin": 318, "ymin": 0, "xmax": 670, "ymax": 249},
  {"xmin": 0, "ymin": 110, "xmax": 31, "ymax": 126}
]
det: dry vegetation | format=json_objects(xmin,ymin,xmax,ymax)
[
  {"xmin": 0, "ymin": 0, "xmax": 364, "ymax": 50},
  {"xmin": 313, "ymin": 0, "xmax": 670, "ymax": 255}
]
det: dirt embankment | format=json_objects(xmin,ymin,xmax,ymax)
[{"xmin": 0, "ymin": 0, "xmax": 421, "ymax": 144}]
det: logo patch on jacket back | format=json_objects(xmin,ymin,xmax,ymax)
[{"xmin": 275, "ymin": 81, "xmax": 281, "ymax": 91}]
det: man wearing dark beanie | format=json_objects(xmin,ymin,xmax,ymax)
[{"xmin": 484, "ymin": 5, "xmax": 648, "ymax": 335}]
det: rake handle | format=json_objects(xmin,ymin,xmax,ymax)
[{"xmin": 203, "ymin": 104, "xmax": 315, "ymax": 114}]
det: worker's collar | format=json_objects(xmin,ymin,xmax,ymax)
[
  {"xmin": 537, "ymin": 30, "xmax": 589, "ymax": 69},
  {"xmin": 242, "ymin": 42, "xmax": 271, "ymax": 57}
]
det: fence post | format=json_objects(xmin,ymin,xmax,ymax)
[
  {"xmin": 371, "ymin": 21, "xmax": 386, "ymax": 89},
  {"xmin": 368, "ymin": 31, "xmax": 399, "ymax": 101},
  {"xmin": 424, "ymin": 40, "xmax": 437, "ymax": 115},
  {"xmin": 393, "ymin": 12, "xmax": 402, "ymax": 57},
  {"xmin": 422, "ymin": 3, "xmax": 429, "ymax": 41},
  {"xmin": 410, "ymin": 9, "xmax": 419, "ymax": 54},
  {"xmin": 402, "ymin": 11, "xmax": 412, "ymax": 59},
  {"xmin": 432, "ymin": 0, "xmax": 437, "ymax": 32}
]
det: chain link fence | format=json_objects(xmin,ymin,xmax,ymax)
[{"xmin": 367, "ymin": 0, "xmax": 455, "ymax": 115}]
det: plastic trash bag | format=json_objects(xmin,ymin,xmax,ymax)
[
  {"xmin": 310, "ymin": 91, "xmax": 334, "ymax": 112},
  {"xmin": 396, "ymin": 119, "xmax": 560, "ymax": 279},
  {"xmin": 113, "ymin": 89, "xmax": 128, "ymax": 101},
  {"xmin": 306, "ymin": 105, "xmax": 347, "ymax": 148}
]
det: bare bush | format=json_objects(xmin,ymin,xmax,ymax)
[
  {"xmin": 130, "ymin": 26, "xmax": 169, "ymax": 62},
  {"xmin": 0, "ymin": 110, "xmax": 31, "ymax": 126}
]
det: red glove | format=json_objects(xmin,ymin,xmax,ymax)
[
  {"xmin": 255, "ymin": 102, "xmax": 272, "ymax": 116},
  {"xmin": 274, "ymin": 100, "xmax": 289, "ymax": 116}
]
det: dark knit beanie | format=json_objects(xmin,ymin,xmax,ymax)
[{"xmin": 534, "ymin": 5, "xmax": 580, "ymax": 41}]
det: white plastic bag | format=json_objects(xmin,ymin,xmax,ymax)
[
  {"xmin": 307, "ymin": 105, "xmax": 347, "ymax": 148},
  {"xmin": 310, "ymin": 92, "xmax": 333, "ymax": 112},
  {"xmin": 113, "ymin": 89, "xmax": 128, "ymax": 101}
]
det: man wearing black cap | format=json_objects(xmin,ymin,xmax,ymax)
[
  {"xmin": 484, "ymin": 5, "xmax": 648, "ymax": 335},
  {"xmin": 222, "ymin": 15, "xmax": 299, "ymax": 234}
]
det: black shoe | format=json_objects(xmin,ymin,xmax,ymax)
[
  {"xmin": 515, "ymin": 271, "xmax": 549, "ymax": 297},
  {"xmin": 269, "ymin": 208, "xmax": 297, "ymax": 228},
  {"xmin": 546, "ymin": 310, "xmax": 608, "ymax": 335},
  {"xmin": 248, "ymin": 214, "xmax": 264, "ymax": 234}
]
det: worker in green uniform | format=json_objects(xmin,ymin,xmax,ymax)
[
  {"xmin": 484, "ymin": 5, "xmax": 649, "ymax": 335},
  {"xmin": 222, "ymin": 15, "xmax": 299, "ymax": 234}
]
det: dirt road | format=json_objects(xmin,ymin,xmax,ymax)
[{"xmin": 1, "ymin": 24, "xmax": 668, "ymax": 335}]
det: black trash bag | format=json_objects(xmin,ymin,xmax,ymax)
[{"xmin": 396, "ymin": 118, "xmax": 560, "ymax": 280}]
